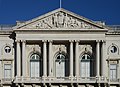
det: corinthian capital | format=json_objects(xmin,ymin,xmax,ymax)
[
  {"xmin": 96, "ymin": 40, "xmax": 101, "ymax": 43},
  {"xmin": 42, "ymin": 40, "xmax": 47, "ymax": 43},
  {"xmin": 15, "ymin": 40, "xmax": 20, "ymax": 43},
  {"xmin": 69, "ymin": 40, "xmax": 74, "ymax": 43},
  {"xmin": 21, "ymin": 40, "xmax": 26, "ymax": 43}
]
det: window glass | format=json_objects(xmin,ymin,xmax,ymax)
[
  {"xmin": 81, "ymin": 54, "xmax": 91, "ymax": 77},
  {"xmin": 110, "ymin": 46, "xmax": 117, "ymax": 53},
  {"xmin": 30, "ymin": 53, "xmax": 40, "ymax": 77},
  {"xmin": 55, "ymin": 53, "xmax": 66, "ymax": 77},
  {"xmin": 4, "ymin": 64, "xmax": 12, "ymax": 78},
  {"xmin": 110, "ymin": 64, "xmax": 117, "ymax": 81},
  {"xmin": 4, "ymin": 46, "xmax": 11, "ymax": 53}
]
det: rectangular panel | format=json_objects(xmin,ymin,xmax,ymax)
[
  {"xmin": 4, "ymin": 64, "xmax": 11, "ymax": 78},
  {"xmin": 113, "ymin": 70, "xmax": 117, "ymax": 80},
  {"xmin": 31, "ymin": 62, "xmax": 35, "ymax": 77},
  {"xmin": 56, "ymin": 62, "xmax": 65, "ymax": 77},
  {"xmin": 35, "ymin": 62, "xmax": 40, "ymax": 77},
  {"xmin": 60, "ymin": 62, "xmax": 65, "ymax": 77},
  {"xmin": 110, "ymin": 70, "xmax": 113, "ymax": 80},
  {"xmin": 110, "ymin": 64, "xmax": 117, "ymax": 80},
  {"xmin": 81, "ymin": 62, "xmax": 86, "ymax": 77},
  {"xmin": 86, "ymin": 62, "xmax": 90, "ymax": 77}
]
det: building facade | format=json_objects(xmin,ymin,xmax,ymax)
[{"xmin": 0, "ymin": 8, "xmax": 120, "ymax": 87}]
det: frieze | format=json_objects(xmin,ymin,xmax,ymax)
[{"xmin": 24, "ymin": 11, "xmax": 98, "ymax": 29}]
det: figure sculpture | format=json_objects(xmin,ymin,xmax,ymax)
[{"xmin": 58, "ymin": 12, "xmax": 64, "ymax": 28}]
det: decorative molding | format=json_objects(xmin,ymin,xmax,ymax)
[{"xmin": 20, "ymin": 11, "xmax": 99, "ymax": 30}]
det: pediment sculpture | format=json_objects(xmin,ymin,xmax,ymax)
[{"xmin": 18, "ymin": 11, "xmax": 101, "ymax": 29}]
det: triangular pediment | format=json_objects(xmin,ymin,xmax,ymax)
[{"xmin": 14, "ymin": 8, "xmax": 106, "ymax": 30}]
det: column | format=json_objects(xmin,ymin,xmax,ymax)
[
  {"xmin": 16, "ymin": 40, "xmax": 21, "ymax": 77},
  {"xmin": 43, "ymin": 40, "xmax": 47, "ymax": 77},
  {"xmin": 96, "ymin": 40, "xmax": 100, "ymax": 77},
  {"xmin": 48, "ymin": 40, "xmax": 52, "ymax": 77},
  {"xmin": 101, "ymin": 40, "xmax": 107, "ymax": 77},
  {"xmin": 70, "ymin": 40, "xmax": 74, "ymax": 77},
  {"xmin": 22, "ymin": 40, "xmax": 26, "ymax": 77},
  {"xmin": 75, "ymin": 40, "xmax": 79, "ymax": 77}
]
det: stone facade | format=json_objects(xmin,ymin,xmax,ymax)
[{"xmin": 0, "ymin": 8, "xmax": 120, "ymax": 87}]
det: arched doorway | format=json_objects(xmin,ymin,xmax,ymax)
[
  {"xmin": 30, "ymin": 53, "xmax": 42, "ymax": 77},
  {"xmin": 55, "ymin": 53, "xmax": 68, "ymax": 77},
  {"xmin": 80, "ymin": 54, "xmax": 93, "ymax": 77}
]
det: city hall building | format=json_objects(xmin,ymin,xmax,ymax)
[{"xmin": 0, "ymin": 8, "xmax": 120, "ymax": 87}]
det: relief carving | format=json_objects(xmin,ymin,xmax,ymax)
[
  {"xmin": 26, "ymin": 45, "xmax": 41, "ymax": 54},
  {"xmin": 53, "ymin": 45, "xmax": 67, "ymax": 55},
  {"xmin": 80, "ymin": 45, "xmax": 92, "ymax": 54},
  {"xmin": 25, "ymin": 11, "xmax": 97, "ymax": 29}
]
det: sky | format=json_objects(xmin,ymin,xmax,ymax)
[{"xmin": 0, "ymin": 0, "xmax": 120, "ymax": 25}]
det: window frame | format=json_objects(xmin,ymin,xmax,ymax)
[
  {"xmin": 80, "ymin": 54, "xmax": 93, "ymax": 77},
  {"xmin": 109, "ymin": 64, "xmax": 117, "ymax": 81},
  {"xmin": 30, "ymin": 53, "xmax": 41, "ymax": 77},
  {"xmin": 4, "ymin": 64, "xmax": 12, "ymax": 78}
]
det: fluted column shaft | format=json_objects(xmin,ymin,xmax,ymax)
[
  {"xmin": 75, "ymin": 40, "xmax": 79, "ymax": 77},
  {"xmin": 48, "ymin": 40, "xmax": 52, "ymax": 77},
  {"xmin": 70, "ymin": 40, "xmax": 74, "ymax": 77},
  {"xmin": 22, "ymin": 40, "xmax": 26, "ymax": 77},
  {"xmin": 101, "ymin": 40, "xmax": 107, "ymax": 77},
  {"xmin": 43, "ymin": 40, "xmax": 47, "ymax": 77},
  {"xmin": 16, "ymin": 40, "xmax": 21, "ymax": 77},
  {"xmin": 96, "ymin": 40, "xmax": 100, "ymax": 76}
]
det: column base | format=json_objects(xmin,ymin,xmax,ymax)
[
  {"xmin": 69, "ymin": 75, "xmax": 74, "ymax": 81},
  {"xmin": 42, "ymin": 75, "xmax": 47, "ymax": 80}
]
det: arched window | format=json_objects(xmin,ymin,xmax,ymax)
[
  {"xmin": 30, "ymin": 53, "xmax": 42, "ymax": 77},
  {"xmin": 80, "ymin": 54, "xmax": 93, "ymax": 77},
  {"xmin": 55, "ymin": 53, "xmax": 69, "ymax": 77}
]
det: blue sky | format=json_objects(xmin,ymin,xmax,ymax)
[{"xmin": 0, "ymin": 0, "xmax": 120, "ymax": 25}]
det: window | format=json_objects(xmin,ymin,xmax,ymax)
[
  {"xmin": 4, "ymin": 46, "xmax": 11, "ymax": 53},
  {"xmin": 55, "ymin": 53, "xmax": 68, "ymax": 77},
  {"xmin": 80, "ymin": 54, "xmax": 93, "ymax": 77},
  {"xmin": 4, "ymin": 64, "xmax": 12, "ymax": 78},
  {"xmin": 110, "ymin": 46, "xmax": 117, "ymax": 53},
  {"xmin": 110, "ymin": 64, "xmax": 117, "ymax": 81},
  {"xmin": 30, "ymin": 53, "xmax": 41, "ymax": 77}
]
